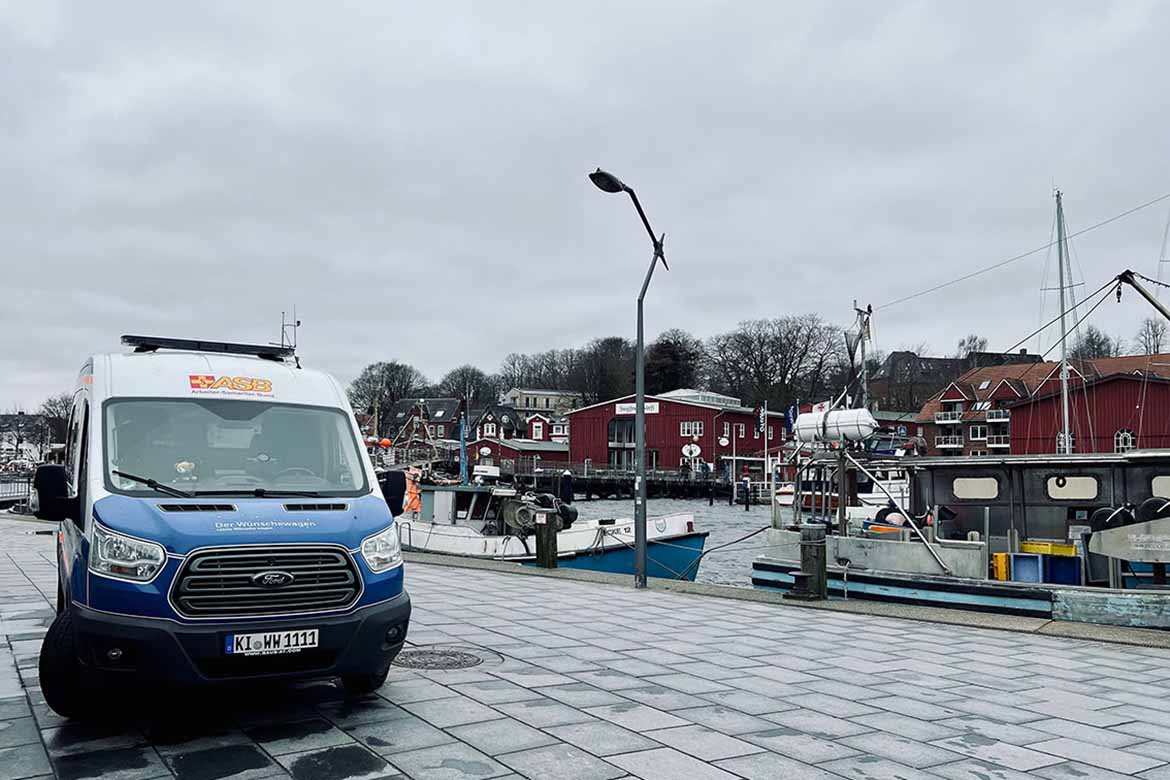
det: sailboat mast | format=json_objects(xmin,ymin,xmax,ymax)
[{"xmin": 1056, "ymin": 190, "xmax": 1071, "ymax": 453}]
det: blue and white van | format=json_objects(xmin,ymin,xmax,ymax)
[{"xmin": 34, "ymin": 336, "xmax": 410, "ymax": 718}]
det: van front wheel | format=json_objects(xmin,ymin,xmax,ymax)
[
  {"xmin": 39, "ymin": 609, "xmax": 89, "ymax": 719},
  {"xmin": 341, "ymin": 669, "xmax": 389, "ymax": 697}
]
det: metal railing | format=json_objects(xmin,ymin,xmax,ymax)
[
  {"xmin": 986, "ymin": 409, "xmax": 1011, "ymax": 422},
  {"xmin": 935, "ymin": 435, "xmax": 964, "ymax": 448},
  {"xmin": 934, "ymin": 411, "xmax": 963, "ymax": 423},
  {"xmin": 986, "ymin": 434, "xmax": 1011, "ymax": 447},
  {"xmin": 0, "ymin": 476, "xmax": 32, "ymax": 501}
]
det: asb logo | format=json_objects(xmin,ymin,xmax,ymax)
[{"xmin": 189, "ymin": 375, "xmax": 273, "ymax": 393}]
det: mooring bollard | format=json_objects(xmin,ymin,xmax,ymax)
[
  {"xmin": 535, "ymin": 508, "xmax": 558, "ymax": 568},
  {"xmin": 742, "ymin": 477, "xmax": 751, "ymax": 512},
  {"xmin": 784, "ymin": 524, "xmax": 827, "ymax": 601}
]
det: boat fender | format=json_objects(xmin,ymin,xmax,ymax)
[
  {"xmin": 1136, "ymin": 497, "xmax": 1170, "ymax": 524},
  {"xmin": 557, "ymin": 503, "xmax": 578, "ymax": 528},
  {"xmin": 1090, "ymin": 505, "xmax": 1133, "ymax": 532}
]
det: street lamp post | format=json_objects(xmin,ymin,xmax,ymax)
[{"xmin": 588, "ymin": 168, "xmax": 668, "ymax": 589}]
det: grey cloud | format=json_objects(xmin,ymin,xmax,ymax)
[{"xmin": 2, "ymin": 2, "xmax": 1169, "ymax": 408}]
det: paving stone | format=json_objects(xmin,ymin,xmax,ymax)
[
  {"xmin": 278, "ymin": 743, "xmax": 394, "ymax": 780},
  {"xmin": 615, "ymin": 685, "xmax": 707, "ymax": 711},
  {"xmin": 584, "ymin": 702, "xmax": 688, "ymax": 731},
  {"xmin": 245, "ymin": 717, "xmax": 353, "ymax": 756},
  {"xmin": 714, "ymin": 751, "xmax": 841, "ymax": 780},
  {"xmin": 318, "ymin": 698, "xmax": 409, "ymax": 728},
  {"xmin": 538, "ymin": 683, "xmax": 626, "ymax": 709},
  {"xmin": 697, "ymin": 688, "xmax": 796, "ymax": 715},
  {"xmin": 54, "ymin": 746, "xmax": 172, "ymax": 780},
  {"xmin": 840, "ymin": 731, "xmax": 963, "ymax": 768},
  {"xmin": 930, "ymin": 758, "xmax": 1037, "ymax": 780},
  {"xmin": 40, "ymin": 721, "xmax": 146, "ymax": 757},
  {"xmin": 1033, "ymin": 761, "xmax": 1143, "ymax": 780},
  {"xmin": 450, "ymin": 679, "xmax": 543, "ymax": 705},
  {"xmin": 401, "ymin": 694, "xmax": 505, "ymax": 728},
  {"xmin": 933, "ymin": 716, "xmax": 1049, "ymax": 746},
  {"xmin": 346, "ymin": 713, "xmax": 455, "ymax": 755},
  {"xmin": 671, "ymin": 705, "xmax": 777, "ymax": 736},
  {"xmin": 818, "ymin": 755, "xmax": 950, "ymax": 780},
  {"xmin": 0, "ymin": 719, "xmax": 39, "ymax": 750},
  {"xmin": 930, "ymin": 734, "xmax": 1065, "ymax": 771},
  {"xmin": 385, "ymin": 741, "xmax": 508, "ymax": 780},
  {"xmin": 496, "ymin": 743, "xmax": 623, "ymax": 780},
  {"xmin": 494, "ymin": 698, "xmax": 596, "ymax": 728},
  {"xmin": 1130, "ymin": 741, "xmax": 1170, "ymax": 763},
  {"xmin": 607, "ymin": 747, "xmax": 740, "ymax": 780},
  {"xmin": 546, "ymin": 720, "xmax": 658, "ymax": 756},
  {"xmin": 1027, "ymin": 737, "xmax": 1165, "ymax": 774},
  {"xmin": 0, "ymin": 742, "xmax": 51, "ymax": 780},
  {"xmin": 643, "ymin": 723, "xmax": 762, "ymax": 761},
  {"xmin": 377, "ymin": 677, "xmax": 460, "ymax": 704},
  {"xmin": 864, "ymin": 694, "xmax": 961, "ymax": 721},
  {"xmin": 743, "ymin": 726, "xmax": 861, "ymax": 764},
  {"xmin": 448, "ymin": 718, "xmax": 558, "ymax": 755},
  {"xmin": 1025, "ymin": 716, "xmax": 1145, "ymax": 748},
  {"xmin": 764, "ymin": 708, "xmax": 871, "ymax": 739}
]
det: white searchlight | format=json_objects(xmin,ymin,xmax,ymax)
[{"xmin": 793, "ymin": 409, "xmax": 878, "ymax": 443}]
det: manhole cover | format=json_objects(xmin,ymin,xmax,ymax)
[{"xmin": 394, "ymin": 648, "xmax": 483, "ymax": 670}]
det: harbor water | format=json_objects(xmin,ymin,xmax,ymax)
[{"xmin": 570, "ymin": 497, "xmax": 792, "ymax": 587}]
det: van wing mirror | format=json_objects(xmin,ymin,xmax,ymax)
[{"xmin": 32, "ymin": 465, "xmax": 79, "ymax": 524}]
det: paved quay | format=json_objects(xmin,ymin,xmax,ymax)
[{"xmin": 3, "ymin": 518, "xmax": 1170, "ymax": 779}]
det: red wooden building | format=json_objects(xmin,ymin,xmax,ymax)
[
  {"xmin": 915, "ymin": 354, "xmax": 1170, "ymax": 456},
  {"xmin": 566, "ymin": 389, "xmax": 787, "ymax": 474},
  {"xmin": 468, "ymin": 437, "xmax": 569, "ymax": 467}
]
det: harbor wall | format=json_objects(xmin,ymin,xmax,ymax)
[
  {"xmin": 1053, "ymin": 588, "xmax": 1170, "ymax": 629},
  {"xmin": 763, "ymin": 528, "xmax": 986, "ymax": 579}
]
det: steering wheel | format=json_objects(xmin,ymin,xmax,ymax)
[{"xmin": 274, "ymin": 467, "xmax": 318, "ymax": 481}]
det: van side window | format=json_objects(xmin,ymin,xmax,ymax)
[
  {"xmin": 75, "ymin": 401, "xmax": 90, "ymax": 528},
  {"xmin": 64, "ymin": 392, "xmax": 84, "ymax": 491}
]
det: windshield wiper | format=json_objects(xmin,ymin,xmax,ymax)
[
  {"xmin": 112, "ymin": 470, "xmax": 194, "ymax": 499},
  {"xmin": 193, "ymin": 488, "xmax": 322, "ymax": 498}
]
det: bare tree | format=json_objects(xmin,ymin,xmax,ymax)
[
  {"xmin": 954, "ymin": 333, "xmax": 988, "ymax": 358},
  {"xmin": 1069, "ymin": 325, "xmax": 1124, "ymax": 360},
  {"xmin": 1136, "ymin": 317, "xmax": 1167, "ymax": 354},
  {"xmin": 437, "ymin": 365, "xmax": 498, "ymax": 403},
  {"xmin": 38, "ymin": 392, "xmax": 73, "ymax": 443},
  {"xmin": 347, "ymin": 361, "xmax": 429, "ymax": 434},
  {"xmin": 645, "ymin": 329, "xmax": 706, "ymax": 395}
]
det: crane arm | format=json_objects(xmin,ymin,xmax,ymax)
[{"xmin": 1117, "ymin": 270, "xmax": 1170, "ymax": 325}]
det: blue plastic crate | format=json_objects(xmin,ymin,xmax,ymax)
[
  {"xmin": 1010, "ymin": 553, "xmax": 1043, "ymax": 583},
  {"xmin": 1043, "ymin": 554, "xmax": 1082, "ymax": 586}
]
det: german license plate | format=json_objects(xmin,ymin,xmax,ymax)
[{"xmin": 224, "ymin": 629, "xmax": 318, "ymax": 656}]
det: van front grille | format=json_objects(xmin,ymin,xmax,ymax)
[
  {"xmin": 158, "ymin": 504, "xmax": 236, "ymax": 513},
  {"xmin": 172, "ymin": 546, "xmax": 360, "ymax": 618}
]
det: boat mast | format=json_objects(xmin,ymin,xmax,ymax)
[{"xmin": 1056, "ymin": 190, "xmax": 1071, "ymax": 453}]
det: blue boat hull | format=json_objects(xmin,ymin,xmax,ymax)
[{"xmin": 522, "ymin": 532, "xmax": 709, "ymax": 581}]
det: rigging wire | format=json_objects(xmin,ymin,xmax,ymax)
[{"xmin": 877, "ymin": 190, "xmax": 1170, "ymax": 310}]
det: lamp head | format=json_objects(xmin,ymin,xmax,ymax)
[{"xmin": 589, "ymin": 168, "xmax": 626, "ymax": 194}]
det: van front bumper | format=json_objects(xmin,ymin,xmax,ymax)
[{"xmin": 70, "ymin": 592, "xmax": 411, "ymax": 686}]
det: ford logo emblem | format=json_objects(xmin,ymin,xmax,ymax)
[{"xmin": 251, "ymin": 570, "xmax": 294, "ymax": 588}]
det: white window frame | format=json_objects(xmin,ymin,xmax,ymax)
[
  {"xmin": 436, "ymin": 424, "xmax": 445, "ymax": 437},
  {"xmin": 680, "ymin": 421, "xmax": 704, "ymax": 437},
  {"xmin": 768, "ymin": 425, "xmax": 774, "ymax": 440},
  {"xmin": 532, "ymin": 421, "xmax": 544, "ymax": 439},
  {"xmin": 552, "ymin": 424, "xmax": 565, "ymax": 435},
  {"xmin": 723, "ymin": 421, "xmax": 730, "ymax": 437},
  {"xmin": 969, "ymin": 424, "xmax": 987, "ymax": 441},
  {"xmin": 427, "ymin": 424, "xmax": 435, "ymax": 436},
  {"xmin": 736, "ymin": 423, "xmax": 745, "ymax": 438},
  {"xmin": 484, "ymin": 422, "xmax": 497, "ymax": 437},
  {"xmin": 1115, "ymin": 428, "xmax": 1136, "ymax": 453}
]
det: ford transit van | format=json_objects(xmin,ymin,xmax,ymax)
[{"xmin": 34, "ymin": 336, "xmax": 410, "ymax": 718}]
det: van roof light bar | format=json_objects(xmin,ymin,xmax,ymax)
[{"xmin": 120, "ymin": 335, "xmax": 294, "ymax": 361}]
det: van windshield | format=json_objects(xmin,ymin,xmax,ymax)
[{"xmin": 104, "ymin": 399, "xmax": 369, "ymax": 497}]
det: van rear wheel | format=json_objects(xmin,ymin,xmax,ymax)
[
  {"xmin": 39, "ymin": 609, "xmax": 90, "ymax": 719},
  {"xmin": 341, "ymin": 669, "xmax": 389, "ymax": 697}
]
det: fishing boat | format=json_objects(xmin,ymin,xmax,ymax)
[{"xmin": 379, "ymin": 468, "xmax": 708, "ymax": 580}]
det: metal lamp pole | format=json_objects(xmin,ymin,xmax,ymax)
[{"xmin": 589, "ymin": 168, "xmax": 668, "ymax": 589}]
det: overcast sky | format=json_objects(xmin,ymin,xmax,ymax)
[{"xmin": 3, "ymin": 2, "xmax": 1169, "ymax": 409}]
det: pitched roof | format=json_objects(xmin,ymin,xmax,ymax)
[
  {"xmin": 916, "ymin": 353, "xmax": 1170, "ymax": 421},
  {"xmin": 386, "ymin": 397, "xmax": 463, "ymax": 424},
  {"xmin": 471, "ymin": 404, "xmax": 525, "ymax": 433},
  {"xmin": 470, "ymin": 437, "xmax": 569, "ymax": 453}
]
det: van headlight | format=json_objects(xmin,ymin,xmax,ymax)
[
  {"xmin": 361, "ymin": 525, "xmax": 403, "ymax": 573},
  {"xmin": 90, "ymin": 525, "xmax": 166, "ymax": 582}
]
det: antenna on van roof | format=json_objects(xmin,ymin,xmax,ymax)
[{"xmin": 269, "ymin": 307, "xmax": 302, "ymax": 369}]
